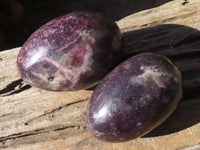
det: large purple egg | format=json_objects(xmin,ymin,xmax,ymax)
[
  {"xmin": 86, "ymin": 53, "xmax": 182, "ymax": 142},
  {"xmin": 17, "ymin": 11, "xmax": 122, "ymax": 91}
]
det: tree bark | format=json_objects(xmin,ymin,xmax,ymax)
[{"xmin": 0, "ymin": 0, "xmax": 200, "ymax": 149}]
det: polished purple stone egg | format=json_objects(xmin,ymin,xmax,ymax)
[
  {"xmin": 86, "ymin": 53, "xmax": 182, "ymax": 142},
  {"xmin": 17, "ymin": 11, "xmax": 122, "ymax": 91}
]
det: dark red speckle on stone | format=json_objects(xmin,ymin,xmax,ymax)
[{"xmin": 71, "ymin": 45, "xmax": 87, "ymax": 67}]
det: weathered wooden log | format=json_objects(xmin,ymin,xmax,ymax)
[{"xmin": 0, "ymin": 0, "xmax": 200, "ymax": 149}]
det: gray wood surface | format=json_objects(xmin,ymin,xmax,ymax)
[{"xmin": 0, "ymin": 0, "xmax": 200, "ymax": 149}]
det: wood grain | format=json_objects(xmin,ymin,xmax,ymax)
[{"xmin": 0, "ymin": 0, "xmax": 200, "ymax": 149}]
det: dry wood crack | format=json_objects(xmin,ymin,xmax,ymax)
[
  {"xmin": 0, "ymin": 82, "xmax": 31, "ymax": 97},
  {"xmin": 0, "ymin": 124, "xmax": 80, "ymax": 142},
  {"xmin": 24, "ymin": 98, "xmax": 88, "ymax": 126}
]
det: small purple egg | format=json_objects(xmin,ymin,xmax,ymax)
[
  {"xmin": 86, "ymin": 53, "xmax": 182, "ymax": 142},
  {"xmin": 17, "ymin": 11, "xmax": 122, "ymax": 91}
]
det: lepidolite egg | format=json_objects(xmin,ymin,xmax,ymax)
[
  {"xmin": 17, "ymin": 11, "xmax": 122, "ymax": 91},
  {"xmin": 86, "ymin": 53, "xmax": 182, "ymax": 142}
]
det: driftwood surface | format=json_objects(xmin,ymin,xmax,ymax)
[{"xmin": 0, "ymin": 0, "xmax": 200, "ymax": 149}]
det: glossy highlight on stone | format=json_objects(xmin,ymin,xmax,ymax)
[
  {"xmin": 86, "ymin": 53, "xmax": 182, "ymax": 142},
  {"xmin": 17, "ymin": 11, "xmax": 122, "ymax": 91}
]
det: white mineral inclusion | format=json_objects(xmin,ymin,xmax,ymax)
[
  {"xmin": 136, "ymin": 122, "xmax": 142, "ymax": 127},
  {"xmin": 94, "ymin": 130, "xmax": 105, "ymax": 137},
  {"xmin": 124, "ymin": 63, "xmax": 131, "ymax": 70},
  {"xmin": 78, "ymin": 30, "xmax": 95, "ymax": 74},
  {"xmin": 130, "ymin": 66, "xmax": 174, "ymax": 88},
  {"xmin": 54, "ymin": 42, "xmax": 94, "ymax": 90},
  {"xmin": 81, "ymin": 43, "xmax": 94, "ymax": 73}
]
